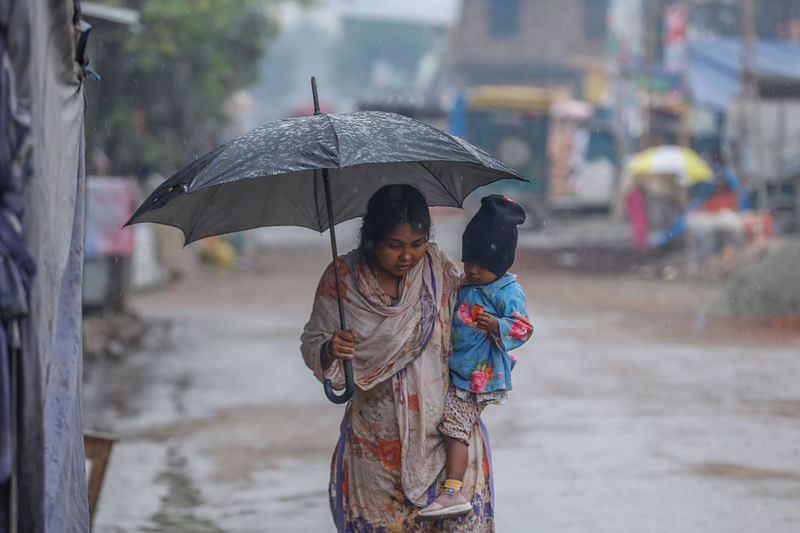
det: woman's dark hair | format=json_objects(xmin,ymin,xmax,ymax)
[{"xmin": 359, "ymin": 184, "xmax": 431, "ymax": 259}]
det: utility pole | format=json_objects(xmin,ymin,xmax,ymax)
[
  {"xmin": 642, "ymin": 0, "xmax": 660, "ymax": 147},
  {"xmin": 740, "ymin": 0, "xmax": 768, "ymax": 209}
]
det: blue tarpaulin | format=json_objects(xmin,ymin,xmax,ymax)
[{"xmin": 688, "ymin": 38, "xmax": 800, "ymax": 112}]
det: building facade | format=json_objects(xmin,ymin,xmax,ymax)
[{"xmin": 449, "ymin": 0, "xmax": 609, "ymax": 97}]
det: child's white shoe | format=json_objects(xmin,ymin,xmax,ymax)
[{"xmin": 417, "ymin": 491, "xmax": 471, "ymax": 520}]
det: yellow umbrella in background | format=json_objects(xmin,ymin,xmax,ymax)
[{"xmin": 626, "ymin": 145, "xmax": 713, "ymax": 185}]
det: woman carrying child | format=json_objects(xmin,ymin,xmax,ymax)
[{"xmin": 301, "ymin": 185, "xmax": 496, "ymax": 531}]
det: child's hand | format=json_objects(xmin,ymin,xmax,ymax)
[{"xmin": 475, "ymin": 310, "xmax": 499, "ymax": 335}]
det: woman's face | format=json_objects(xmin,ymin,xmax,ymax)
[{"xmin": 374, "ymin": 223, "xmax": 427, "ymax": 277}]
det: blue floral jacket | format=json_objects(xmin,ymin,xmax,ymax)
[{"xmin": 450, "ymin": 273, "xmax": 533, "ymax": 394}]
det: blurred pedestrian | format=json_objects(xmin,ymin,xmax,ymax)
[
  {"xmin": 301, "ymin": 184, "xmax": 495, "ymax": 531},
  {"xmin": 625, "ymin": 184, "xmax": 649, "ymax": 250}
]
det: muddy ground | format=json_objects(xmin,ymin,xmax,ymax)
[{"xmin": 83, "ymin": 220, "xmax": 800, "ymax": 533}]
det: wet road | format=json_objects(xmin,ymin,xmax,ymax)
[{"xmin": 85, "ymin": 216, "xmax": 800, "ymax": 532}]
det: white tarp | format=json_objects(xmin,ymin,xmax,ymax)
[
  {"xmin": 27, "ymin": 0, "xmax": 90, "ymax": 528},
  {"xmin": 724, "ymin": 99, "xmax": 800, "ymax": 185}
]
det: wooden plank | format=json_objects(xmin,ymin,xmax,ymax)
[{"xmin": 84, "ymin": 430, "xmax": 118, "ymax": 530}]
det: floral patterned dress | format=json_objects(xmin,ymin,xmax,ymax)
[
  {"xmin": 450, "ymin": 273, "xmax": 533, "ymax": 397},
  {"xmin": 301, "ymin": 244, "xmax": 496, "ymax": 532}
]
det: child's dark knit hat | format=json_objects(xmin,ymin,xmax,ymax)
[{"xmin": 462, "ymin": 194, "xmax": 526, "ymax": 277}]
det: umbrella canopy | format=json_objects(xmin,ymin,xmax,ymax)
[
  {"xmin": 129, "ymin": 110, "xmax": 527, "ymax": 244},
  {"xmin": 127, "ymin": 105, "xmax": 528, "ymax": 404},
  {"xmin": 626, "ymin": 145, "xmax": 713, "ymax": 186}
]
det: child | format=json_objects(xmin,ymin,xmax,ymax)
[{"xmin": 419, "ymin": 194, "xmax": 533, "ymax": 520}]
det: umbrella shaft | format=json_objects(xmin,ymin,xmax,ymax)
[
  {"xmin": 312, "ymin": 76, "xmax": 320, "ymax": 115},
  {"xmin": 322, "ymin": 168, "xmax": 346, "ymax": 331}
]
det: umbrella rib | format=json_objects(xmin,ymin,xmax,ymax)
[
  {"xmin": 314, "ymin": 169, "xmax": 324, "ymax": 231},
  {"xmin": 419, "ymin": 161, "xmax": 462, "ymax": 207},
  {"xmin": 185, "ymin": 184, "xmax": 221, "ymax": 244},
  {"xmin": 324, "ymin": 113, "xmax": 342, "ymax": 168},
  {"xmin": 319, "ymin": 114, "xmax": 341, "ymax": 230}
]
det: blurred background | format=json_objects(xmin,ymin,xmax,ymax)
[{"xmin": 76, "ymin": 1, "xmax": 800, "ymax": 531}]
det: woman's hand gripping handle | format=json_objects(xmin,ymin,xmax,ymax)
[
  {"xmin": 322, "ymin": 330, "xmax": 357, "ymax": 404},
  {"xmin": 323, "ymin": 330, "xmax": 356, "ymax": 364}
]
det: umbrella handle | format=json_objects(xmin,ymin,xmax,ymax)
[{"xmin": 324, "ymin": 360, "xmax": 354, "ymax": 404}]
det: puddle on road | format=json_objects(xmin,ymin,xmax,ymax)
[
  {"xmin": 142, "ymin": 447, "xmax": 225, "ymax": 533},
  {"xmin": 692, "ymin": 461, "xmax": 800, "ymax": 482}
]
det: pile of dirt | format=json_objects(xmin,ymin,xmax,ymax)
[
  {"xmin": 82, "ymin": 311, "xmax": 171, "ymax": 369},
  {"xmin": 83, "ymin": 312, "xmax": 146, "ymax": 362},
  {"xmin": 716, "ymin": 240, "xmax": 800, "ymax": 319}
]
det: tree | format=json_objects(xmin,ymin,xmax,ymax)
[{"xmin": 84, "ymin": 0, "xmax": 280, "ymax": 177}]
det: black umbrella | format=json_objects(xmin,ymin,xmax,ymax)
[{"xmin": 127, "ymin": 78, "xmax": 529, "ymax": 404}]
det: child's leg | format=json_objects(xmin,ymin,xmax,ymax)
[
  {"xmin": 419, "ymin": 387, "xmax": 481, "ymax": 519},
  {"xmin": 445, "ymin": 436, "xmax": 469, "ymax": 481},
  {"xmin": 438, "ymin": 386, "xmax": 483, "ymax": 489}
]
